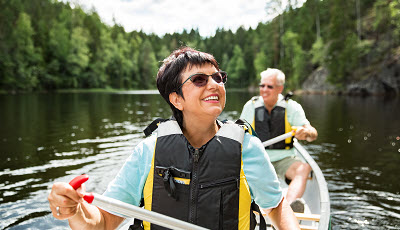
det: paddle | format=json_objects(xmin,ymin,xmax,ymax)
[
  {"xmin": 69, "ymin": 175, "xmax": 208, "ymax": 230},
  {"xmin": 262, "ymin": 130, "xmax": 296, "ymax": 147}
]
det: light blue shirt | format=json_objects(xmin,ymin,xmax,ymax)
[
  {"xmin": 240, "ymin": 94, "xmax": 310, "ymax": 162},
  {"xmin": 103, "ymin": 132, "xmax": 283, "ymax": 214}
]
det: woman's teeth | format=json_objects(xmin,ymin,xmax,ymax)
[{"xmin": 204, "ymin": 96, "xmax": 218, "ymax": 101}]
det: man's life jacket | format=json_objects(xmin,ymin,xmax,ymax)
[
  {"xmin": 135, "ymin": 119, "xmax": 263, "ymax": 230},
  {"xmin": 252, "ymin": 96, "xmax": 293, "ymax": 150}
]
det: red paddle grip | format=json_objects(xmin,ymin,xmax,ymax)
[
  {"xmin": 69, "ymin": 174, "xmax": 89, "ymax": 190},
  {"xmin": 68, "ymin": 174, "xmax": 94, "ymax": 204},
  {"xmin": 83, "ymin": 193, "xmax": 94, "ymax": 203}
]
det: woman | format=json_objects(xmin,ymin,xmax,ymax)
[{"xmin": 48, "ymin": 47, "xmax": 299, "ymax": 229}]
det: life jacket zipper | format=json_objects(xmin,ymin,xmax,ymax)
[{"xmin": 189, "ymin": 147, "xmax": 201, "ymax": 224}]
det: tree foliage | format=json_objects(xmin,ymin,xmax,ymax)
[{"xmin": 0, "ymin": 0, "xmax": 398, "ymax": 92}]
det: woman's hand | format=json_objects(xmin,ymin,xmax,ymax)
[{"xmin": 48, "ymin": 182, "xmax": 85, "ymax": 220}]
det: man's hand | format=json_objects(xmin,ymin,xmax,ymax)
[{"xmin": 292, "ymin": 125, "xmax": 317, "ymax": 142}]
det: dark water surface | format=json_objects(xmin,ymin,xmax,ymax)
[{"xmin": 0, "ymin": 92, "xmax": 399, "ymax": 229}]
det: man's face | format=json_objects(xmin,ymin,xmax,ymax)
[{"xmin": 259, "ymin": 75, "xmax": 283, "ymax": 107}]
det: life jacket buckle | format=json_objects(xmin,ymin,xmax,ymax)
[{"xmin": 162, "ymin": 169, "xmax": 178, "ymax": 200}]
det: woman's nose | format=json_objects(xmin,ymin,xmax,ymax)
[{"xmin": 207, "ymin": 76, "xmax": 220, "ymax": 88}]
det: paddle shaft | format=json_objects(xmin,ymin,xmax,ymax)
[
  {"xmin": 263, "ymin": 131, "xmax": 294, "ymax": 147},
  {"xmin": 89, "ymin": 193, "xmax": 208, "ymax": 230},
  {"xmin": 69, "ymin": 175, "xmax": 208, "ymax": 230}
]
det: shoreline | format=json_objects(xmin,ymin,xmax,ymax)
[{"xmin": 0, "ymin": 88, "xmax": 397, "ymax": 97}]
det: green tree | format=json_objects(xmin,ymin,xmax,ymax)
[
  {"xmin": 65, "ymin": 27, "xmax": 90, "ymax": 88},
  {"xmin": 254, "ymin": 50, "xmax": 269, "ymax": 81},
  {"xmin": 326, "ymin": 0, "xmax": 358, "ymax": 86},
  {"xmin": 9, "ymin": 12, "xmax": 41, "ymax": 90},
  {"xmin": 373, "ymin": 0, "xmax": 392, "ymax": 35},
  {"xmin": 220, "ymin": 53, "xmax": 230, "ymax": 71},
  {"xmin": 46, "ymin": 16, "xmax": 71, "ymax": 88},
  {"xmin": 157, "ymin": 45, "xmax": 171, "ymax": 65},
  {"xmin": 106, "ymin": 33, "xmax": 135, "ymax": 89},
  {"xmin": 310, "ymin": 37, "xmax": 326, "ymax": 66},
  {"xmin": 281, "ymin": 30, "xmax": 307, "ymax": 88},
  {"xmin": 389, "ymin": 0, "xmax": 400, "ymax": 43},
  {"xmin": 85, "ymin": 26, "xmax": 113, "ymax": 88},
  {"xmin": 226, "ymin": 45, "xmax": 246, "ymax": 88},
  {"xmin": 138, "ymin": 39, "xmax": 158, "ymax": 89}
]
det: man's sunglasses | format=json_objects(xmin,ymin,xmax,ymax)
[
  {"xmin": 259, "ymin": 84, "xmax": 275, "ymax": 89},
  {"xmin": 177, "ymin": 71, "xmax": 227, "ymax": 90}
]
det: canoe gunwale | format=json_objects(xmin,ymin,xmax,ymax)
[{"xmin": 293, "ymin": 139, "xmax": 330, "ymax": 230}]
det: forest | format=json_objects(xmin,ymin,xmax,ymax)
[{"xmin": 0, "ymin": 0, "xmax": 399, "ymax": 92}]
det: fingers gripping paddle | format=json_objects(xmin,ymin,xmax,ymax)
[
  {"xmin": 68, "ymin": 175, "xmax": 208, "ymax": 230},
  {"xmin": 68, "ymin": 174, "xmax": 94, "ymax": 203}
]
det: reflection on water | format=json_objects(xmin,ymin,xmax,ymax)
[{"xmin": 0, "ymin": 92, "xmax": 399, "ymax": 229}]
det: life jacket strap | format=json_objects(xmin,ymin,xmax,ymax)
[
  {"xmin": 128, "ymin": 198, "xmax": 145, "ymax": 230},
  {"xmin": 284, "ymin": 91, "xmax": 294, "ymax": 101},
  {"xmin": 235, "ymin": 118, "xmax": 259, "ymax": 137},
  {"xmin": 143, "ymin": 118, "xmax": 168, "ymax": 137},
  {"xmin": 251, "ymin": 201, "xmax": 267, "ymax": 230},
  {"xmin": 162, "ymin": 169, "xmax": 178, "ymax": 200},
  {"xmin": 155, "ymin": 166, "xmax": 191, "ymax": 200}
]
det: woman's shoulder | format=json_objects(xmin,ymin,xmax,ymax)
[
  {"xmin": 243, "ymin": 133, "xmax": 264, "ymax": 152},
  {"xmin": 132, "ymin": 133, "xmax": 157, "ymax": 156}
]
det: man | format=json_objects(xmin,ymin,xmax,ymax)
[{"xmin": 240, "ymin": 68, "xmax": 317, "ymax": 213}]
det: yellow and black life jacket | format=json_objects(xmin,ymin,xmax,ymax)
[
  {"xmin": 252, "ymin": 97, "xmax": 293, "ymax": 150},
  {"xmin": 140, "ymin": 119, "xmax": 257, "ymax": 230}
]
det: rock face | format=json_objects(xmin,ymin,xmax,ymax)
[
  {"xmin": 347, "ymin": 57, "xmax": 400, "ymax": 96},
  {"xmin": 301, "ymin": 67, "xmax": 337, "ymax": 94},
  {"xmin": 301, "ymin": 56, "xmax": 400, "ymax": 96}
]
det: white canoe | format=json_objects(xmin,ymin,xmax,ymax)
[{"xmin": 260, "ymin": 139, "xmax": 331, "ymax": 230}]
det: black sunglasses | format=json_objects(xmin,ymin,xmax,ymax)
[
  {"xmin": 177, "ymin": 71, "xmax": 228, "ymax": 90},
  {"xmin": 259, "ymin": 84, "xmax": 275, "ymax": 89}
]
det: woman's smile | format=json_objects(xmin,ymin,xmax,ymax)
[{"xmin": 203, "ymin": 94, "xmax": 219, "ymax": 102}]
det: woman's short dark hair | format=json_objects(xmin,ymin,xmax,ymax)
[{"xmin": 157, "ymin": 47, "xmax": 220, "ymax": 128}]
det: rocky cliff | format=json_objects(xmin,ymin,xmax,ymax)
[{"xmin": 301, "ymin": 54, "xmax": 400, "ymax": 96}]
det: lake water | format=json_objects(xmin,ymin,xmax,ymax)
[{"xmin": 0, "ymin": 91, "xmax": 399, "ymax": 229}]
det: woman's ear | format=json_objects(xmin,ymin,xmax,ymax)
[{"xmin": 169, "ymin": 92, "xmax": 183, "ymax": 111}]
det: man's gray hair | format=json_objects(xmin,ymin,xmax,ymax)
[{"xmin": 260, "ymin": 68, "xmax": 285, "ymax": 86}]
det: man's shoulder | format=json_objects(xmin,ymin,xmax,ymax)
[
  {"xmin": 286, "ymin": 98, "xmax": 303, "ymax": 111},
  {"xmin": 244, "ymin": 96, "xmax": 262, "ymax": 104},
  {"xmin": 242, "ymin": 96, "xmax": 262, "ymax": 111}
]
